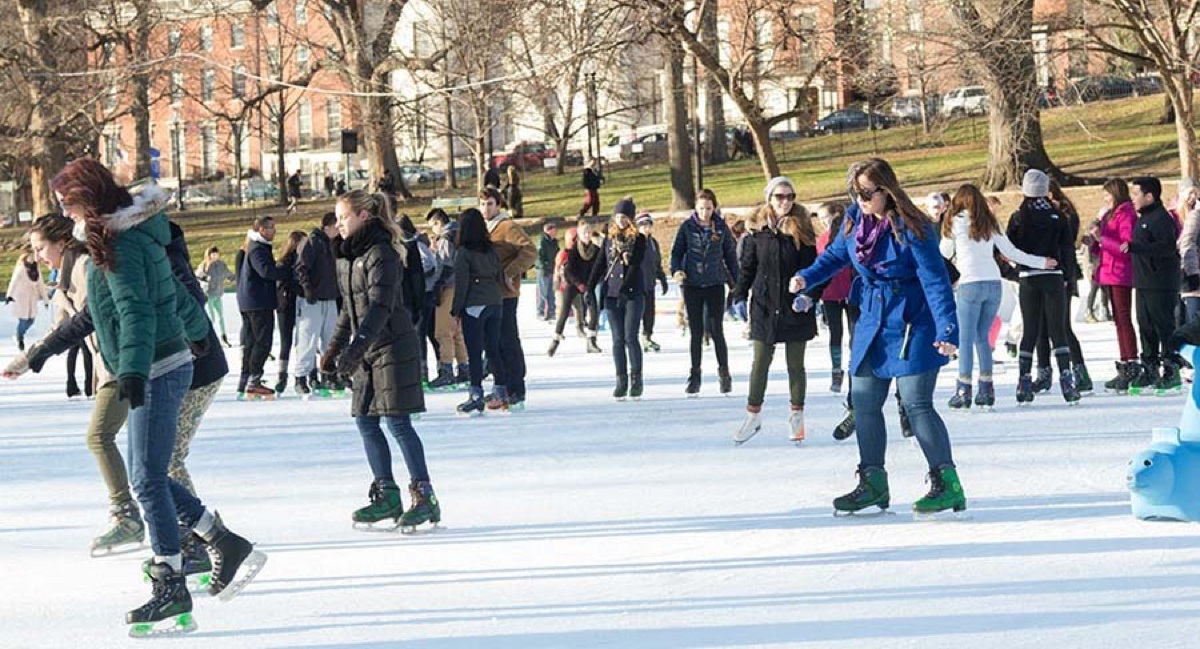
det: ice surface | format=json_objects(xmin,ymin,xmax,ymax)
[{"xmin": 2, "ymin": 289, "xmax": 1199, "ymax": 648}]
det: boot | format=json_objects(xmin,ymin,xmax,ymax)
[
  {"xmin": 586, "ymin": 336, "xmax": 602, "ymax": 354},
  {"xmin": 457, "ymin": 387, "xmax": 486, "ymax": 415},
  {"xmin": 733, "ymin": 408, "xmax": 763, "ymax": 445},
  {"xmin": 294, "ymin": 376, "xmax": 311, "ymax": 396},
  {"xmin": 1060, "ymin": 369, "xmax": 1081, "ymax": 405},
  {"xmin": 91, "ymin": 499, "xmax": 145, "ymax": 556},
  {"xmin": 399, "ymin": 480, "xmax": 441, "ymax": 532},
  {"xmin": 685, "ymin": 368, "xmax": 701, "ymax": 397},
  {"xmin": 718, "ymin": 368, "xmax": 733, "ymax": 395},
  {"xmin": 1156, "ymin": 358, "xmax": 1183, "ymax": 396},
  {"xmin": 1005, "ymin": 342, "xmax": 1018, "ymax": 358},
  {"xmin": 179, "ymin": 526, "xmax": 212, "ymax": 577},
  {"xmin": 1129, "ymin": 359, "xmax": 1158, "ymax": 396},
  {"xmin": 830, "ymin": 369, "xmax": 844, "ymax": 393},
  {"xmin": 1104, "ymin": 361, "xmax": 1132, "ymax": 394},
  {"xmin": 1016, "ymin": 374, "xmax": 1035, "ymax": 405},
  {"xmin": 788, "ymin": 408, "xmax": 806, "ymax": 443},
  {"xmin": 947, "ymin": 380, "xmax": 972, "ymax": 410},
  {"xmin": 428, "ymin": 363, "xmax": 456, "ymax": 390},
  {"xmin": 244, "ymin": 377, "xmax": 275, "ymax": 400},
  {"xmin": 833, "ymin": 467, "xmax": 890, "ymax": 514},
  {"xmin": 629, "ymin": 372, "xmax": 644, "ymax": 400},
  {"xmin": 547, "ymin": 335, "xmax": 562, "ymax": 357},
  {"xmin": 833, "ymin": 406, "xmax": 856, "ymax": 440},
  {"xmin": 194, "ymin": 511, "xmax": 265, "ymax": 599},
  {"xmin": 273, "ymin": 373, "xmax": 288, "ymax": 395},
  {"xmin": 1074, "ymin": 364, "xmax": 1093, "ymax": 395},
  {"xmin": 974, "ymin": 380, "xmax": 995, "ymax": 410},
  {"xmin": 912, "ymin": 466, "xmax": 967, "ymax": 515},
  {"xmin": 613, "ymin": 374, "xmax": 629, "ymax": 401},
  {"xmin": 16, "ymin": 333, "xmax": 25, "ymax": 352},
  {"xmin": 1031, "ymin": 366, "xmax": 1052, "ymax": 393},
  {"xmin": 126, "ymin": 559, "xmax": 194, "ymax": 637}
]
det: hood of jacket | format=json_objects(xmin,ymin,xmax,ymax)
[{"xmin": 103, "ymin": 183, "xmax": 172, "ymax": 237}]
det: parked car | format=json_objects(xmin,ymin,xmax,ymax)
[
  {"xmin": 543, "ymin": 147, "xmax": 584, "ymax": 167},
  {"xmin": 181, "ymin": 188, "xmax": 219, "ymax": 208},
  {"xmin": 1063, "ymin": 76, "xmax": 1135, "ymax": 104},
  {"xmin": 492, "ymin": 141, "xmax": 548, "ymax": 171},
  {"xmin": 890, "ymin": 96, "xmax": 938, "ymax": 124},
  {"xmin": 347, "ymin": 168, "xmax": 371, "ymax": 191},
  {"xmin": 1132, "ymin": 73, "xmax": 1164, "ymax": 97},
  {"xmin": 242, "ymin": 178, "xmax": 279, "ymax": 202},
  {"xmin": 399, "ymin": 164, "xmax": 446, "ymax": 185},
  {"xmin": 814, "ymin": 109, "xmax": 894, "ymax": 134},
  {"xmin": 941, "ymin": 86, "xmax": 988, "ymax": 117}
]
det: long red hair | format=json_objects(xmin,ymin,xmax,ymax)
[{"xmin": 51, "ymin": 159, "xmax": 133, "ymax": 270}]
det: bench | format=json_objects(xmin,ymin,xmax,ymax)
[{"xmin": 430, "ymin": 197, "xmax": 478, "ymax": 210}]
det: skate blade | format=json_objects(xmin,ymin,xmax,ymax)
[
  {"xmin": 399, "ymin": 521, "xmax": 441, "ymax": 536},
  {"xmin": 912, "ymin": 508, "xmax": 971, "ymax": 522},
  {"xmin": 733, "ymin": 426, "xmax": 761, "ymax": 446},
  {"xmin": 686, "ymin": 393, "xmax": 699, "ymax": 399},
  {"xmin": 614, "ymin": 396, "xmax": 627, "ymax": 402},
  {"xmin": 833, "ymin": 506, "xmax": 893, "ymax": 518},
  {"xmin": 90, "ymin": 540, "xmax": 144, "ymax": 558},
  {"xmin": 216, "ymin": 550, "xmax": 267, "ymax": 603},
  {"xmin": 353, "ymin": 520, "xmax": 402, "ymax": 532},
  {"xmin": 788, "ymin": 434, "xmax": 806, "ymax": 445},
  {"xmin": 128, "ymin": 612, "xmax": 197, "ymax": 638},
  {"xmin": 456, "ymin": 410, "xmax": 484, "ymax": 418}
]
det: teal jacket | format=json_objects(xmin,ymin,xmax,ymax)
[{"xmin": 87, "ymin": 185, "xmax": 208, "ymax": 380}]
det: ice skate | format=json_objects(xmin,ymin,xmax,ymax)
[
  {"xmin": 273, "ymin": 373, "xmax": 288, "ymax": 396},
  {"xmin": 195, "ymin": 511, "xmax": 267, "ymax": 601},
  {"xmin": 485, "ymin": 386, "xmax": 510, "ymax": 413},
  {"xmin": 833, "ymin": 467, "xmax": 891, "ymax": 517},
  {"xmin": 1060, "ymin": 370, "xmax": 1081, "ymax": 406},
  {"xmin": 294, "ymin": 376, "xmax": 311, "ymax": 398},
  {"xmin": 641, "ymin": 335, "xmax": 661, "ymax": 353},
  {"xmin": 547, "ymin": 335, "xmax": 562, "ymax": 358},
  {"xmin": 127, "ymin": 560, "xmax": 195, "ymax": 638},
  {"xmin": 629, "ymin": 373, "xmax": 644, "ymax": 401},
  {"xmin": 142, "ymin": 525, "xmax": 213, "ymax": 595},
  {"xmin": 1129, "ymin": 359, "xmax": 1158, "ymax": 397},
  {"xmin": 585, "ymin": 336, "xmax": 602, "ymax": 354},
  {"xmin": 399, "ymin": 480, "xmax": 441, "ymax": 535},
  {"xmin": 428, "ymin": 363, "xmax": 458, "ymax": 391},
  {"xmin": 733, "ymin": 409, "xmax": 762, "ymax": 445},
  {"xmin": 1074, "ymin": 365, "xmax": 1094, "ymax": 396},
  {"xmin": 1104, "ymin": 361, "xmax": 1135, "ymax": 395},
  {"xmin": 613, "ymin": 374, "xmax": 628, "ymax": 401},
  {"xmin": 685, "ymin": 368, "xmax": 701, "ymax": 398},
  {"xmin": 833, "ymin": 406, "xmax": 856, "ymax": 440},
  {"xmin": 912, "ymin": 466, "xmax": 969, "ymax": 521},
  {"xmin": 90, "ymin": 499, "xmax": 144, "ymax": 557},
  {"xmin": 974, "ymin": 380, "xmax": 995, "ymax": 411},
  {"xmin": 507, "ymin": 393, "xmax": 526, "ymax": 412},
  {"xmin": 457, "ymin": 387, "xmax": 486, "ymax": 416},
  {"xmin": 243, "ymin": 381, "xmax": 276, "ymax": 401},
  {"xmin": 1031, "ymin": 366, "xmax": 1052, "ymax": 394},
  {"xmin": 830, "ymin": 369, "xmax": 844, "ymax": 393},
  {"xmin": 1016, "ymin": 374, "xmax": 1035, "ymax": 406},
  {"xmin": 947, "ymin": 380, "xmax": 972, "ymax": 411},
  {"xmin": 788, "ymin": 409, "xmax": 806, "ymax": 444},
  {"xmin": 718, "ymin": 368, "xmax": 733, "ymax": 396}
]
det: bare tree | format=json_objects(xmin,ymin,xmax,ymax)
[{"xmin": 663, "ymin": 38, "xmax": 695, "ymax": 208}]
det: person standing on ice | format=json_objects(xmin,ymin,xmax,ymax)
[
  {"xmin": 52, "ymin": 159, "xmax": 263, "ymax": 635},
  {"xmin": 731, "ymin": 177, "xmax": 820, "ymax": 445},
  {"xmin": 636, "ymin": 213, "xmax": 669, "ymax": 353},
  {"xmin": 451, "ymin": 208, "xmax": 510, "ymax": 414},
  {"xmin": 589, "ymin": 197, "xmax": 647, "ymax": 401},
  {"xmin": 549, "ymin": 219, "xmax": 603, "ymax": 356},
  {"xmin": 790, "ymin": 158, "xmax": 965, "ymax": 517},
  {"xmin": 480, "ymin": 186, "xmax": 537, "ymax": 410},
  {"xmin": 292, "ymin": 212, "xmax": 341, "ymax": 396},
  {"xmin": 321, "ymin": 189, "xmax": 440, "ymax": 533}
]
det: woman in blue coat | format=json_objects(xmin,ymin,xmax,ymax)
[{"xmin": 790, "ymin": 158, "xmax": 965, "ymax": 517}]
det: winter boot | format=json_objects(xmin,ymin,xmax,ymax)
[
  {"xmin": 428, "ymin": 363, "xmax": 456, "ymax": 390},
  {"xmin": 719, "ymin": 368, "xmax": 733, "ymax": 395},
  {"xmin": 586, "ymin": 336, "xmax": 602, "ymax": 354},
  {"xmin": 947, "ymin": 380, "xmax": 972, "ymax": 410},
  {"xmin": 833, "ymin": 406, "xmax": 856, "ymax": 441},
  {"xmin": 1060, "ymin": 369, "xmax": 1081, "ymax": 405},
  {"xmin": 1156, "ymin": 358, "xmax": 1183, "ymax": 396},
  {"xmin": 629, "ymin": 372, "xmax": 644, "ymax": 400},
  {"xmin": 193, "ymin": 511, "xmax": 266, "ymax": 600},
  {"xmin": 1129, "ymin": 359, "xmax": 1159, "ymax": 396},
  {"xmin": 547, "ymin": 335, "xmax": 563, "ymax": 357},
  {"xmin": 1016, "ymin": 374, "xmax": 1035, "ymax": 405},
  {"xmin": 1104, "ymin": 361, "xmax": 1133, "ymax": 394},
  {"xmin": 126, "ymin": 559, "xmax": 195, "ymax": 637},
  {"xmin": 91, "ymin": 499, "xmax": 145, "ymax": 557},
  {"xmin": 830, "ymin": 369, "xmax": 845, "ymax": 393},
  {"xmin": 273, "ymin": 373, "xmax": 288, "ymax": 396},
  {"xmin": 685, "ymin": 368, "xmax": 701, "ymax": 397},
  {"xmin": 896, "ymin": 393, "xmax": 913, "ymax": 438},
  {"xmin": 1074, "ymin": 364, "xmax": 1093, "ymax": 395},
  {"xmin": 294, "ymin": 376, "xmax": 311, "ymax": 396},
  {"xmin": 788, "ymin": 408, "xmax": 806, "ymax": 444},
  {"xmin": 733, "ymin": 408, "xmax": 763, "ymax": 445},
  {"xmin": 974, "ymin": 380, "xmax": 995, "ymax": 410},
  {"xmin": 613, "ymin": 374, "xmax": 629, "ymax": 401},
  {"xmin": 912, "ymin": 466, "xmax": 967, "ymax": 516},
  {"xmin": 833, "ymin": 467, "xmax": 890, "ymax": 515},
  {"xmin": 399, "ymin": 480, "xmax": 441, "ymax": 533},
  {"xmin": 457, "ymin": 387, "xmax": 486, "ymax": 416},
  {"xmin": 485, "ymin": 386, "xmax": 510, "ymax": 412},
  {"xmin": 1031, "ymin": 366, "xmax": 1053, "ymax": 394}
]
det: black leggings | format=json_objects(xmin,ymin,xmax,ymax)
[
  {"xmin": 642, "ymin": 292, "xmax": 657, "ymax": 337},
  {"xmin": 824, "ymin": 301, "xmax": 860, "ymax": 354},
  {"xmin": 1035, "ymin": 293, "xmax": 1084, "ymax": 369},
  {"xmin": 1019, "ymin": 275, "xmax": 1070, "ymax": 375},
  {"xmin": 554, "ymin": 286, "xmax": 598, "ymax": 336},
  {"xmin": 682, "ymin": 284, "xmax": 729, "ymax": 371},
  {"xmin": 66, "ymin": 343, "xmax": 93, "ymax": 395},
  {"xmin": 276, "ymin": 306, "xmax": 296, "ymax": 373}
]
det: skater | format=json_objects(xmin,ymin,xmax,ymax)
[
  {"xmin": 550, "ymin": 224, "xmax": 602, "ymax": 355},
  {"xmin": 1127, "ymin": 177, "xmax": 1184, "ymax": 396},
  {"xmin": 52, "ymin": 161, "xmax": 262, "ymax": 634},
  {"xmin": 589, "ymin": 198, "xmax": 646, "ymax": 401},
  {"xmin": 503, "ymin": 166, "xmax": 524, "ymax": 219},
  {"xmin": 536, "ymin": 221, "xmax": 559, "ymax": 322},
  {"xmin": 1096, "ymin": 178, "xmax": 1140, "ymax": 393},
  {"xmin": 790, "ymin": 158, "xmax": 964, "ymax": 518},
  {"xmin": 320, "ymin": 189, "xmax": 439, "ymax": 532},
  {"xmin": 670, "ymin": 188, "xmax": 739, "ymax": 396},
  {"xmin": 731, "ymin": 177, "xmax": 819, "ymax": 444},
  {"xmin": 427, "ymin": 209, "xmax": 469, "ymax": 388},
  {"xmin": 397, "ymin": 214, "xmax": 437, "ymax": 382},
  {"xmin": 940, "ymin": 184, "xmax": 1054, "ymax": 411},
  {"xmin": 236, "ymin": 216, "xmax": 290, "ymax": 399},
  {"xmin": 816, "ymin": 201, "xmax": 858, "ymax": 394},
  {"xmin": 5, "ymin": 251, "xmax": 48, "ymax": 351},
  {"xmin": 1042, "ymin": 180, "xmax": 1092, "ymax": 394},
  {"xmin": 636, "ymin": 213, "xmax": 669, "ymax": 352},
  {"xmin": 195, "ymin": 246, "xmax": 233, "ymax": 347},
  {"xmin": 1179, "ymin": 179, "xmax": 1200, "ymax": 324},
  {"xmin": 450, "ymin": 208, "xmax": 509, "ymax": 414},
  {"xmin": 481, "ymin": 187, "xmax": 537, "ymax": 410},
  {"xmin": 286, "ymin": 169, "xmax": 302, "ymax": 215},
  {"xmin": 293, "ymin": 212, "xmax": 340, "ymax": 396},
  {"xmin": 579, "ymin": 157, "xmax": 603, "ymax": 218},
  {"xmin": 274, "ymin": 230, "xmax": 307, "ymax": 394}
]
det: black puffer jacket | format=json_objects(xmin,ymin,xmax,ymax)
[
  {"xmin": 333, "ymin": 220, "xmax": 425, "ymax": 417},
  {"xmin": 731, "ymin": 209, "xmax": 819, "ymax": 344},
  {"xmin": 1130, "ymin": 201, "xmax": 1182, "ymax": 292}
]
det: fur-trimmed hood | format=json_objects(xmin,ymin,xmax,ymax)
[
  {"xmin": 103, "ymin": 183, "xmax": 172, "ymax": 234},
  {"xmin": 746, "ymin": 205, "xmax": 780, "ymax": 233}
]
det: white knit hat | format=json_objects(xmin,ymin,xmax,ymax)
[{"xmin": 764, "ymin": 176, "xmax": 796, "ymax": 202}]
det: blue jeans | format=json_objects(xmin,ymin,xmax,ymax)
[
  {"xmin": 128, "ymin": 363, "xmax": 204, "ymax": 556},
  {"xmin": 1185, "ymin": 296, "xmax": 1200, "ymax": 324},
  {"xmin": 605, "ymin": 293, "xmax": 645, "ymax": 376},
  {"xmin": 16, "ymin": 317, "xmax": 33, "ymax": 341},
  {"xmin": 955, "ymin": 281, "xmax": 1002, "ymax": 380},
  {"xmin": 355, "ymin": 415, "xmax": 429, "ymax": 483},
  {"xmin": 852, "ymin": 363, "xmax": 955, "ymax": 471},
  {"xmin": 462, "ymin": 305, "xmax": 506, "ymax": 390},
  {"xmin": 536, "ymin": 270, "xmax": 556, "ymax": 319}
]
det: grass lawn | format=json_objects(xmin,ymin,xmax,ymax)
[{"xmin": 0, "ymin": 94, "xmax": 1190, "ymax": 292}]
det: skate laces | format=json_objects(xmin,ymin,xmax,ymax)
[{"xmin": 924, "ymin": 471, "xmax": 945, "ymax": 498}]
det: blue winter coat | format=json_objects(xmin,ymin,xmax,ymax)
[
  {"xmin": 669, "ymin": 213, "xmax": 739, "ymax": 288},
  {"xmin": 799, "ymin": 202, "xmax": 958, "ymax": 378}
]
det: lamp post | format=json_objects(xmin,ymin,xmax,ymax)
[{"xmin": 172, "ymin": 120, "xmax": 186, "ymax": 211}]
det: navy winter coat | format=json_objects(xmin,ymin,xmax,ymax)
[
  {"xmin": 237, "ymin": 235, "xmax": 286, "ymax": 311},
  {"xmin": 669, "ymin": 213, "xmax": 739, "ymax": 288}
]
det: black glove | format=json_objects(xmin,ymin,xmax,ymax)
[
  {"xmin": 319, "ymin": 340, "xmax": 342, "ymax": 374},
  {"xmin": 1187, "ymin": 274, "xmax": 1200, "ymax": 292},
  {"xmin": 659, "ymin": 278, "xmax": 668, "ymax": 296},
  {"xmin": 25, "ymin": 343, "xmax": 52, "ymax": 373},
  {"xmin": 335, "ymin": 338, "xmax": 369, "ymax": 375},
  {"xmin": 118, "ymin": 375, "xmax": 146, "ymax": 410},
  {"xmin": 188, "ymin": 337, "xmax": 210, "ymax": 359}
]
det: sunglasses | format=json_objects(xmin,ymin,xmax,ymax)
[
  {"xmin": 772, "ymin": 193, "xmax": 796, "ymax": 201},
  {"xmin": 853, "ymin": 186, "xmax": 884, "ymax": 202}
]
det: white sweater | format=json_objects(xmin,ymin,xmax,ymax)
[{"xmin": 939, "ymin": 213, "xmax": 1049, "ymax": 284}]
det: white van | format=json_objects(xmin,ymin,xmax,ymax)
[{"xmin": 941, "ymin": 86, "xmax": 988, "ymax": 117}]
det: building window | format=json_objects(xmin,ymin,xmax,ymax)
[
  {"xmin": 171, "ymin": 71, "xmax": 184, "ymax": 105},
  {"xmin": 231, "ymin": 21, "xmax": 245, "ymax": 49},
  {"xmin": 326, "ymin": 99, "xmax": 342, "ymax": 142},
  {"xmin": 202, "ymin": 69, "xmax": 215, "ymax": 102},
  {"xmin": 202, "ymin": 125, "xmax": 218, "ymax": 178},
  {"xmin": 200, "ymin": 25, "xmax": 214, "ymax": 52},
  {"xmin": 104, "ymin": 84, "xmax": 119, "ymax": 111},
  {"xmin": 796, "ymin": 8, "xmax": 817, "ymax": 71},
  {"xmin": 104, "ymin": 131, "xmax": 121, "ymax": 168},
  {"xmin": 266, "ymin": 2, "xmax": 278, "ymax": 27},
  {"xmin": 298, "ymin": 100, "xmax": 312, "ymax": 148},
  {"xmin": 296, "ymin": 46, "xmax": 310, "ymax": 75},
  {"xmin": 168, "ymin": 30, "xmax": 181, "ymax": 56},
  {"xmin": 295, "ymin": 0, "xmax": 307, "ymax": 25},
  {"xmin": 267, "ymin": 47, "xmax": 281, "ymax": 79},
  {"xmin": 233, "ymin": 65, "xmax": 247, "ymax": 98}
]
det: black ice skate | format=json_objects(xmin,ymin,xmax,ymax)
[
  {"xmin": 833, "ymin": 406, "xmax": 856, "ymax": 440},
  {"xmin": 457, "ymin": 388, "xmax": 486, "ymax": 416},
  {"xmin": 685, "ymin": 368, "xmax": 701, "ymax": 398},
  {"xmin": 127, "ymin": 560, "xmax": 195, "ymax": 638},
  {"xmin": 719, "ymin": 368, "xmax": 733, "ymax": 396},
  {"xmin": 195, "ymin": 512, "xmax": 267, "ymax": 602},
  {"xmin": 613, "ymin": 374, "xmax": 629, "ymax": 401},
  {"xmin": 629, "ymin": 373, "xmax": 644, "ymax": 401}
]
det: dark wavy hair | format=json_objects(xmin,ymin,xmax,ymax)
[
  {"xmin": 50, "ymin": 159, "xmax": 132, "ymax": 270},
  {"xmin": 456, "ymin": 208, "xmax": 493, "ymax": 253}
]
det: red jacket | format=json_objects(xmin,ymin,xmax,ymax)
[{"xmin": 817, "ymin": 228, "xmax": 855, "ymax": 302}]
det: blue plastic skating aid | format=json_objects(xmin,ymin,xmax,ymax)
[
  {"xmin": 1179, "ymin": 344, "xmax": 1200, "ymax": 443},
  {"xmin": 1127, "ymin": 344, "xmax": 1200, "ymax": 522}
]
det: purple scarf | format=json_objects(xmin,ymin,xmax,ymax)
[{"xmin": 855, "ymin": 213, "xmax": 892, "ymax": 273}]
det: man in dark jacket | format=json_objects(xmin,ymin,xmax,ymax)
[
  {"xmin": 1127, "ymin": 176, "xmax": 1184, "ymax": 393},
  {"xmin": 287, "ymin": 171, "xmax": 302, "ymax": 215},
  {"xmin": 636, "ymin": 213, "xmax": 668, "ymax": 352},
  {"xmin": 579, "ymin": 158, "xmax": 603, "ymax": 217},
  {"xmin": 236, "ymin": 216, "xmax": 289, "ymax": 397},
  {"xmin": 293, "ymin": 211, "xmax": 340, "ymax": 394},
  {"xmin": 535, "ymin": 222, "xmax": 559, "ymax": 321}
]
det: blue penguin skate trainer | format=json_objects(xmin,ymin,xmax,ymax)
[{"xmin": 1126, "ymin": 344, "xmax": 1200, "ymax": 522}]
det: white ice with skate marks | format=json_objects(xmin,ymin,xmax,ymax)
[{"xmin": 2, "ymin": 287, "xmax": 1200, "ymax": 647}]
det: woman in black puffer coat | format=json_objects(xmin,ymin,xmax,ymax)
[{"xmin": 322, "ymin": 190, "xmax": 439, "ymax": 532}]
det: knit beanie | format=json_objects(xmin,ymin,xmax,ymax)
[
  {"xmin": 613, "ymin": 197, "xmax": 636, "ymax": 218},
  {"xmin": 1021, "ymin": 169, "xmax": 1050, "ymax": 198},
  {"xmin": 635, "ymin": 212, "xmax": 653, "ymax": 226},
  {"xmin": 764, "ymin": 176, "xmax": 796, "ymax": 202}
]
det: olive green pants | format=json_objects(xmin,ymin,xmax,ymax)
[
  {"xmin": 747, "ymin": 340, "xmax": 807, "ymax": 410},
  {"xmin": 87, "ymin": 381, "xmax": 131, "ymax": 505}
]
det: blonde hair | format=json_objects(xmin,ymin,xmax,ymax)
[{"xmin": 338, "ymin": 189, "xmax": 408, "ymax": 265}]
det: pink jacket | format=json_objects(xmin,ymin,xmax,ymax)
[
  {"xmin": 1098, "ymin": 201, "xmax": 1136, "ymax": 287},
  {"xmin": 817, "ymin": 228, "xmax": 854, "ymax": 302}
]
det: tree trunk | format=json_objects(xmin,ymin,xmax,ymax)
[
  {"xmin": 1161, "ymin": 92, "xmax": 1177, "ymax": 125},
  {"xmin": 1166, "ymin": 72, "xmax": 1198, "ymax": 180},
  {"xmin": 275, "ymin": 95, "xmax": 287, "ymax": 206},
  {"xmin": 665, "ymin": 40, "xmax": 695, "ymax": 211},
  {"xmin": 474, "ymin": 134, "xmax": 487, "ymax": 191},
  {"xmin": 699, "ymin": 0, "xmax": 726, "ymax": 165},
  {"xmin": 362, "ymin": 86, "xmax": 409, "ymax": 200},
  {"xmin": 443, "ymin": 90, "xmax": 457, "ymax": 190},
  {"xmin": 131, "ymin": 19, "xmax": 153, "ymax": 180}
]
